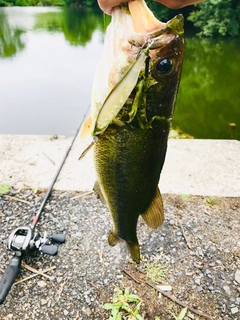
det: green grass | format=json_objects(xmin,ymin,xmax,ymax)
[{"xmin": 0, "ymin": 184, "xmax": 10, "ymax": 195}]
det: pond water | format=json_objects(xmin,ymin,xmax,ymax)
[{"xmin": 0, "ymin": 6, "xmax": 239, "ymax": 139}]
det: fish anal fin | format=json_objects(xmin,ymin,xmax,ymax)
[
  {"xmin": 79, "ymin": 115, "xmax": 93, "ymax": 139},
  {"xmin": 108, "ymin": 231, "xmax": 122, "ymax": 247},
  {"xmin": 141, "ymin": 187, "xmax": 164, "ymax": 229},
  {"xmin": 93, "ymin": 180, "xmax": 106, "ymax": 204}
]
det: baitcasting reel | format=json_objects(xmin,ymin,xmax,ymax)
[
  {"xmin": 7, "ymin": 226, "xmax": 66, "ymax": 256},
  {"xmin": 0, "ymin": 125, "xmax": 82, "ymax": 304}
]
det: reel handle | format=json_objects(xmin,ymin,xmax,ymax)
[
  {"xmin": 0, "ymin": 254, "xmax": 22, "ymax": 305},
  {"xmin": 41, "ymin": 245, "xmax": 58, "ymax": 256},
  {"xmin": 50, "ymin": 234, "xmax": 66, "ymax": 243}
]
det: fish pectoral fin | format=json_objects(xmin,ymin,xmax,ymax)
[
  {"xmin": 93, "ymin": 181, "xmax": 106, "ymax": 204},
  {"xmin": 108, "ymin": 231, "xmax": 122, "ymax": 246},
  {"xmin": 78, "ymin": 141, "xmax": 94, "ymax": 160},
  {"xmin": 141, "ymin": 187, "xmax": 164, "ymax": 229},
  {"xmin": 79, "ymin": 115, "xmax": 93, "ymax": 139}
]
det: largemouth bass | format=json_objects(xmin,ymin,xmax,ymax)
[{"xmin": 80, "ymin": 0, "xmax": 184, "ymax": 263}]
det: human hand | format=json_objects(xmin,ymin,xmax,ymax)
[{"xmin": 98, "ymin": 0, "xmax": 204, "ymax": 15}]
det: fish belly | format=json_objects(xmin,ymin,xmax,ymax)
[{"xmin": 94, "ymin": 121, "xmax": 169, "ymax": 254}]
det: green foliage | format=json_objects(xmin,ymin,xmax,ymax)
[
  {"xmin": 0, "ymin": 0, "xmax": 239, "ymax": 39},
  {"xmin": 0, "ymin": 0, "xmax": 98, "ymax": 7},
  {"xmin": 0, "ymin": 10, "xmax": 25, "ymax": 58},
  {"xmin": 146, "ymin": 262, "xmax": 167, "ymax": 283},
  {"xmin": 0, "ymin": 0, "xmax": 65, "ymax": 6},
  {"xmin": 0, "ymin": 184, "xmax": 11, "ymax": 195},
  {"xmin": 170, "ymin": 307, "xmax": 188, "ymax": 320},
  {"xmin": 103, "ymin": 287, "xmax": 189, "ymax": 320},
  {"xmin": 103, "ymin": 287, "xmax": 143, "ymax": 320},
  {"xmin": 188, "ymin": 0, "xmax": 240, "ymax": 37},
  {"xmin": 0, "ymin": 0, "xmax": 10, "ymax": 5},
  {"xmin": 65, "ymin": 0, "xmax": 94, "ymax": 8},
  {"xmin": 204, "ymin": 196, "xmax": 220, "ymax": 207},
  {"xmin": 181, "ymin": 194, "xmax": 190, "ymax": 201},
  {"xmin": 145, "ymin": 0, "xmax": 173, "ymax": 21}
]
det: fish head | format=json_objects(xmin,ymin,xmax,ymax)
[
  {"xmin": 143, "ymin": 15, "xmax": 185, "ymax": 119},
  {"xmin": 79, "ymin": 1, "xmax": 184, "ymax": 138},
  {"xmin": 114, "ymin": 14, "xmax": 185, "ymax": 126},
  {"xmin": 146, "ymin": 14, "xmax": 184, "ymax": 82}
]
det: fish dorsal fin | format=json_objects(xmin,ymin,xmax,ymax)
[
  {"xmin": 79, "ymin": 115, "xmax": 93, "ymax": 139},
  {"xmin": 93, "ymin": 180, "xmax": 106, "ymax": 204},
  {"xmin": 141, "ymin": 187, "xmax": 164, "ymax": 229}
]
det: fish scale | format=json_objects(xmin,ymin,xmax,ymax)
[{"xmin": 94, "ymin": 122, "xmax": 169, "ymax": 262}]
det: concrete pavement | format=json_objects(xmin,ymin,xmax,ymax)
[{"xmin": 0, "ymin": 135, "xmax": 239, "ymax": 197}]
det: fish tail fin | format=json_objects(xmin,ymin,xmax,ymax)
[
  {"xmin": 126, "ymin": 242, "xmax": 140, "ymax": 264},
  {"xmin": 108, "ymin": 231, "xmax": 140, "ymax": 263},
  {"xmin": 79, "ymin": 115, "xmax": 93, "ymax": 139},
  {"xmin": 141, "ymin": 187, "xmax": 164, "ymax": 229}
]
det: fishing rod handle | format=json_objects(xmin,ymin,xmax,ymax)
[{"xmin": 0, "ymin": 254, "xmax": 22, "ymax": 304}]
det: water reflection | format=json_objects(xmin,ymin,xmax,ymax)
[
  {"xmin": 0, "ymin": 10, "xmax": 25, "ymax": 58},
  {"xmin": 0, "ymin": 7, "xmax": 106, "ymax": 137},
  {"xmin": 0, "ymin": 7, "xmax": 239, "ymax": 139},
  {"xmin": 173, "ymin": 37, "xmax": 240, "ymax": 140},
  {"xmin": 34, "ymin": 6, "xmax": 111, "ymax": 46},
  {"xmin": 0, "ymin": 6, "xmax": 110, "ymax": 58}
]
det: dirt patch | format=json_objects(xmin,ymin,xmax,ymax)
[
  {"xmin": 103, "ymin": 195, "xmax": 240, "ymax": 320},
  {"xmin": 0, "ymin": 190, "xmax": 239, "ymax": 319}
]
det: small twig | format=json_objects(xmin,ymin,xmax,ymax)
[
  {"xmin": 202, "ymin": 207, "xmax": 211, "ymax": 216},
  {"xmin": 56, "ymin": 278, "xmax": 68, "ymax": 301},
  {"xmin": 14, "ymin": 266, "xmax": 56, "ymax": 285},
  {"xmin": 98, "ymin": 250, "xmax": 103, "ymax": 262},
  {"xmin": 120, "ymin": 267, "xmax": 211, "ymax": 319},
  {"xmin": 14, "ymin": 274, "xmax": 37, "ymax": 285},
  {"xmin": 4, "ymin": 195, "xmax": 31, "ymax": 205},
  {"xmin": 42, "ymin": 152, "xmax": 56, "ymax": 165},
  {"xmin": 22, "ymin": 262, "xmax": 55, "ymax": 280},
  {"xmin": 120, "ymin": 267, "xmax": 141, "ymax": 284},
  {"xmin": 70, "ymin": 191, "xmax": 93, "ymax": 200},
  {"xmin": 179, "ymin": 222, "xmax": 193, "ymax": 250},
  {"xmin": 146, "ymin": 281, "xmax": 211, "ymax": 319}
]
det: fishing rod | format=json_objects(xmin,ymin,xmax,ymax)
[{"xmin": 0, "ymin": 127, "xmax": 80, "ymax": 304}]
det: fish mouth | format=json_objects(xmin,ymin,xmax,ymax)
[
  {"xmin": 128, "ymin": 14, "xmax": 184, "ymax": 50},
  {"xmin": 127, "ymin": 0, "xmax": 184, "ymax": 50}
]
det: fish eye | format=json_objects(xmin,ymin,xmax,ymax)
[{"xmin": 156, "ymin": 58, "xmax": 173, "ymax": 74}]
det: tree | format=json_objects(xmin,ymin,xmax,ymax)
[{"xmin": 188, "ymin": 0, "xmax": 240, "ymax": 37}]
